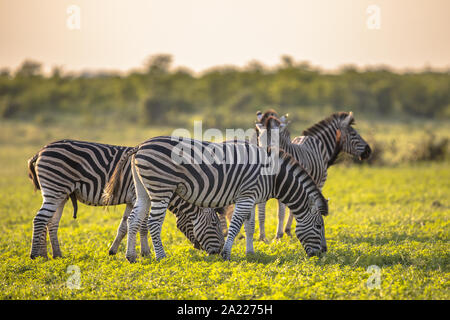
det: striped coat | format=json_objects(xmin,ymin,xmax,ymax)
[
  {"xmin": 28, "ymin": 139, "xmax": 224, "ymax": 259},
  {"xmin": 255, "ymin": 112, "xmax": 371, "ymax": 240},
  {"xmin": 103, "ymin": 136, "xmax": 329, "ymax": 262}
]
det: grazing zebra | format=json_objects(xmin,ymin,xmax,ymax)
[
  {"xmin": 27, "ymin": 139, "xmax": 224, "ymax": 259},
  {"xmin": 255, "ymin": 111, "xmax": 371, "ymax": 240},
  {"xmin": 103, "ymin": 136, "xmax": 329, "ymax": 262}
]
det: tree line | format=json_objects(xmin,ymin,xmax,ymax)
[{"xmin": 1, "ymin": 54, "xmax": 449, "ymax": 128}]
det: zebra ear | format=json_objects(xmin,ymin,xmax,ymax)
[
  {"xmin": 308, "ymin": 192, "xmax": 329, "ymax": 216},
  {"xmin": 256, "ymin": 111, "xmax": 263, "ymax": 122},
  {"xmin": 280, "ymin": 114, "xmax": 290, "ymax": 128},
  {"xmin": 316, "ymin": 193, "xmax": 329, "ymax": 216},
  {"xmin": 342, "ymin": 111, "xmax": 354, "ymax": 127}
]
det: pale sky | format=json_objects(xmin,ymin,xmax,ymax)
[{"xmin": 1, "ymin": 0, "xmax": 449, "ymax": 74}]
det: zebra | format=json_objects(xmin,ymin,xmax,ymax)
[
  {"xmin": 102, "ymin": 136, "xmax": 329, "ymax": 262},
  {"xmin": 217, "ymin": 109, "xmax": 280, "ymax": 238},
  {"xmin": 27, "ymin": 139, "xmax": 224, "ymax": 259},
  {"xmin": 255, "ymin": 111, "xmax": 371, "ymax": 240}
]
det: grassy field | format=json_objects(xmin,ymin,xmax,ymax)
[{"xmin": 0, "ymin": 119, "xmax": 449, "ymax": 299}]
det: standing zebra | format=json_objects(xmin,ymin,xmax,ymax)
[
  {"xmin": 217, "ymin": 109, "xmax": 280, "ymax": 239},
  {"xmin": 103, "ymin": 136, "xmax": 329, "ymax": 262},
  {"xmin": 255, "ymin": 111, "xmax": 371, "ymax": 240},
  {"xmin": 28, "ymin": 139, "xmax": 224, "ymax": 259}
]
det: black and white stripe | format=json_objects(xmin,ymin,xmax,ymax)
[
  {"xmin": 103, "ymin": 136, "xmax": 328, "ymax": 262},
  {"xmin": 28, "ymin": 139, "xmax": 224, "ymax": 259},
  {"xmin": 255, "ymin": 111, "xmax": 371, "ymax": 240}
]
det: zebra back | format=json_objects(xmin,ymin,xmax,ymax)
[{"xmin": 32, "ymin": 139, "xmax": 135, "ymax": 207}]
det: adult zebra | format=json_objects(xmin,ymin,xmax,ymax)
[
  {"xmin": 217, "ymin": 109, "xmax": 280, "ymax": 238},
  {"xmin": 28, "ymin": 139, "xmax": 224, "ymax": 259},
  {"xmin": 255, "ymin": 111, "xmax": 371, "ymax": 240},
  {"xmin": 103, "ymin": 136, "xmax": 329, "ymax": 262}
]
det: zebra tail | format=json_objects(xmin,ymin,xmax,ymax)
[
  {"xmin": 70, "ymin": 193, "xmax": 78, "ymax": 219},
  {"xmin": 27, "ymin": 154, "xmax": 40, "ymax": 191},
  {"xmin": 102, "ymin": 145, "xmax": 140, "ymax": 206}
]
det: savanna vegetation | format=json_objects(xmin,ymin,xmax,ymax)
[
  {"xmin": 0, "ymin": 55, "xmax": 448, "ymax": 299},
  {"xmin": 1, "ymin": 55, "xmax": 449, "ymax": 127}
]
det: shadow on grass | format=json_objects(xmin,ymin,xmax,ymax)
[
  {"xmin": 186, "ymin": 242, "xmax": 448, "ymax": 272},
  {"xmin": 79, "ymin": 232, "xmax": 447, "ymax": 272}
]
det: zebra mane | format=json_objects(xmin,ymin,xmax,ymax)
[
  {"xmin": 258, "ymin": 109, "xmax": 279, "ymax": 125},
  {"xmin": 302, "ymin": 112, "xmax": 354, "ymax": 136},
  {"xmin": 263, "ymin": 115, "xmax": 281, "ymax": 129},
  {"xmin": 45, "ymin": 139, "xmax": 128, "ymax": 150}
]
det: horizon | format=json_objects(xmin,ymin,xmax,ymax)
[
  {"xmin": 1, "ymin": 0, "xmax": 449, "ymax": 75},
  {"xmin": 4, "ymin": 54, "xmax": 450, "ymax": 77}
]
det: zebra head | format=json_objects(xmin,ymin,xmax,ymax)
[
  {"xmin": 255, "ymin": 109, "xmax": 282, "ymax": 148},
  {"xmin": 256, "ymin": 109, "xmax": 278, "ymax": 125},
  {"xmin": 338, "ymin": 112, "xmax": 371, "ymax": 161},
  {"xmin": 192, "ymin": 208, "xmax": 225, "ymax": 255},
  {"xmin": 294, "ymin": 191, "xmax": 328, "ymax": 257}
]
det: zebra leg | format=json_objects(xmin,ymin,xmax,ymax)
[
  {"xmin": 221, "ymin": 199, "xmax": 254, "ymax": 260},
  {"xmin": 257, "ymin": 202, "xmax": 267, "ymax": 242},
  {"xmin": 276, "ymin": 200, "xmax": 286, "ymax": 239},
  {"xmin": 244, "ymin": 205, "xmax": 256, "ymax": 255},
  {"xmin": 147, "ymin": 198, "xmax": 170, "ymax": 260},
  {"xmin": 139, "ymin": 213, "xmax": 151, "ymax": 257},
  {"xmin": 38, "ymin": 229, "xmax": 48, "ymax": 257},
  {"xmin": 30, "ymin": 196, "xmax": 65, "ymax": 259},
  {"xmin": 284, "ymin": 210, "xmax": 294, "ymax": 237},
  {"xmin": 109, "ymin": 203, "xmax": 133, "ymax": 255},
  {"xmin": 125, "ymin": 164, "xmax": 151, "ymax": 263},
  {"xmin": 47, "ymin": 200, "xmax": 67, "ymax": 258},
  {"xmin": 125, "ymin": 198, "xmax": 150, "ymax": 263}
]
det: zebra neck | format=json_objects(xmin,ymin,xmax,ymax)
[
  {"xmin": 279, "ymin": 131, "xmax": 292, "ymax": 152},
  {"xmin": 306, "ymin": 123, "xmax": 341, "ymax": 167},
  {"xmin": 273, "ymin": 129, "xmax": 295, "ymax": 159},
  {"xmin": 273, "ymin": 162, "xmax": 306, "ymax": 205},
  {"xmin": 277, "ymin": 175, "xmax": 311, "ymax": 213}
]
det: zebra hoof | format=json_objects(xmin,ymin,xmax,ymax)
[
  {"xmin": 126, "ymin": 254, "xmax": 137, "ymax": 263},
  {"xmin": 285, "ymin": 230, "xmax": 292, "ymax": 237},
  {"xmin": 275, "ymin": 233, "xmax": 284, "ymax": 240},
  {"xmin": 155, "ymin": 254, "xmax": 166, "ymax": 261},
  {"xmin": 221, "ymin": 250, "xmax": 231, "ymax": 261},
  {"xmin": 31, "ymin": 250, "xmax": 48, "ymax": 259},
  {"xmin": 52, "ymin": 253, "xmax": 63, "ymax": 259},
  {"xmin": 193, "ymin": 240, "xmax": 201, "ymax": 250},
  {"xmin": 141, "ymin": 249, "xmax": 151, "ymax": 257}
]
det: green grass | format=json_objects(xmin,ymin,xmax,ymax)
[{"xmin": 0, "ymin": 119, "xmax": 449, "ymax": 299}]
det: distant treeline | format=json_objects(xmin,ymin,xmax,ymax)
[{"xmin": 1, "ymin": 54, "xmax": 449, "ymax": 127}]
